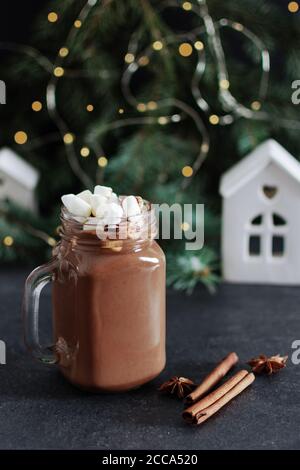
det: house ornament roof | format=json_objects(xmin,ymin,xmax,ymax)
[
  {"xmin": 220, "ymin": 139, "xmax": 300, "ymax": 198},
  {"xmin": 0, "ymin": 147, "xmax": 39, "ymax": 190}
]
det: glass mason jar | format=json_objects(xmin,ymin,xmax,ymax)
[{"xmin": 23, "ymin": 202, "xmax": 166, "ymax": 392}]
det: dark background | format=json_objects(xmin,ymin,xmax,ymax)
[
  {"xmin": 0, "ymin": 0, "xmax": 289, "ymax": 42},
  {"xmin": 0, "ymin": 2, "xmax": 48, "ymax": 42}
]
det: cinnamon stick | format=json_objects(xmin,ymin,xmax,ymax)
[
  {"xmin": 183, "ymin": 372, "xmax": 255, "ymax": 425},
  {"xmin": 183, "ymin": 369, "xmax": 248, "ymax": 423},
  {"xmin": 185, "ymin": 352, "xmax": 239, "ymax": 404}
]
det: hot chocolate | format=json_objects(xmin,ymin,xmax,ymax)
[
  {"xmin": 24, "ymin": 188, "xmax": 166, "ymax": 392},
  {"xmin": 52, "ymin": 226, "xmax": 166, "ymax": 391}
]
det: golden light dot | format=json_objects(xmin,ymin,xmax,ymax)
[
  {"xmin": 118, "ymin": 108, "xmax": 124, "ymax": 114},
  {"xmin": 288, "ymin": 1, "xmax": 299, "ymax": 12},
  {"xmin": 147, "ymin": 101, "xmax": 158, "ymax": 111},
  {"xmin": 182, "ymin": 166, "xmax": 193, "ymax": 178},
  {"xmin": 209, "ymin": 114, "xmax": 220, "ymax": 125},
  {"xmin": 182, "ymin": 1, "xmax": 192, "ymax": 11},
  {"xmin": 179, "ymin": 43, "xmax": 193, "ymax": 57},
  {"xmin": 54, "ymin": 66, "xmax": 64, "ymax": 77},
  {"xmin": 3, "ymin": 236, "xmax": 14, "ymax": 247},
  {"xmin": 80, "ymin": 147, "xmax": 90, "ymax": 158},
  {"xmin": 138, "ymin": 56, "xmax": 150, "ymax": 66},
  {"xmin": 125, "ymin": 53, "xmax": 135, "ymax": 64},
  {"xmin": 14, "ymin": 131, "xmax": 28, "ymax": 145},
  {"xmin": 194, "ymin": 41, "xmax": 204, "ymax": 51},
  {"xmin": 158, "ymin": 116, "xmax": 168, "ymax": 125},
  {"xmin": 86, "ymin": 104, "xmax": 94, "ymax": 112},
  {"xmin": 201, "ymin": 266, "xmax": 211, "ymax": 277},
  {"xmin": 48, "ymin": 237, "xmax": 57, "ymax": 247},
  {"xmin": 63, "ymin": 133, "xmax": 74, "ymax": 145},
  {"xmin": 98, "ymin": 156, "xmax": 108, "ymax": 168},
  {"xmin": 220, "ymin": 79, "xmax": 230, "ymax": 90},
  {"xmin": 32, "ymin": 101, "xmax": 42, "ymax": 112},
  {"xmin": 181, "ymin": 222, "xmax": 190, "ymax": 232},
  {"xmin": 74, "ymin": 20, "xmax": 82, "ymax": 28},
  {"xmin": 48, "ymin": 12, "xmax": 58, "ymax": 23},
  {"xmin": 152, "ymin": 41, "xmax": 163, "ymax": 51},
  {"xmin": 251, "ymin": 101, "xmax": 261, "ymax": 111},
  {"xmin": 59, "ymin": 47, "xmax": 69, "ymax": 58},
  {"xmin": 137, "ymin": 103, "xmax": 147, "ymax": 112}
]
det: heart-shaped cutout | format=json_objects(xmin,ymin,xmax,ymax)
[{"xmin": 263, "ymin": 185, "xmax": 278, "ymax": 199}]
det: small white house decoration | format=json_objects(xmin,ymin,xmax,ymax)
[
  {"xmin": 0, "ymin": 147, "xmax": 39, "ymax": 213},
  {"xmin": 220, "ymin": 139, "xmax": 300, "ymax": 285}
]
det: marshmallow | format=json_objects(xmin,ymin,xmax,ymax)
[
  {"xmin": 108, "ymin": 192, "xmax": 120, "ymax": 205},
  {"xmin": 122, "ymin": 196, "xmax": 141, "ymax": 218},
  {"xmin": 99, "ymin": 202, "xmax": 124, "ymax": 225},
  {"xmin": 94, "ymin": 185, "xmax": 113, "ymax": 199},
  {"xmin": 90, "ymin": 194, "xmax": 107, "ymax": 216},
  {"xmin": 136, "ymin": 196, "xmax": 144, "ymax": 210},
  {"xmin": 77, "ymin": 189, "xmax": 93, "ymax": 205},
  {"xmin": 95, "ymin": 204, "xmax": 107, "ymax": 219},
  {"xmin": 61, "ymin": 194, "xmax": 92, "ymax": 217}
]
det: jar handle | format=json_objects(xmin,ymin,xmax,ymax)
[{"xmin": 23, "ymin": 259, "xmax": 59, "ymax": 365}]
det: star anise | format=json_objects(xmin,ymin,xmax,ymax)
[
  {"xmin": 247, "ymin": 354, "xmax": 288, "ymax": 375},
  {"xmin": 159, "ymin": 376, "xmax": 196, "ymax": 399}
]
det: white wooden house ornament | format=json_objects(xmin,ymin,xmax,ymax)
[
  {"xmin": 0, "ymin": 147, "xmax": 39, "ymax": 213},
  {"xmin": 220, "ymin": 139, "xmax": 300, "ymax": 285}
]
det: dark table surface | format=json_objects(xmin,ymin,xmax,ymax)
[{"xmin": 0, "ymin": 268, "xmax": 299, "ymax": 450}]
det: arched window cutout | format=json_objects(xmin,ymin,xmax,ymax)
[
  {"xmin": 263, "ymin": 185, "xmax": 278, "ymax": 199},
  {"xmin": 273, "ymin": 213, "xmax": 286, "ymax": 226},
  {"xmin": 251, "ymin": 214, "xmax": 263, "ymax": 226}
]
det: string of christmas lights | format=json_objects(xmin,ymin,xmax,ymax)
[
  {"xmin": 121, "ymin": 0, "xmax": 299, "ymax": 184},
  {"xmin": 5, "ymin": 0, "xmax": 300, "ymax": 179},
  {"xmin": 0, "ymin": 0, "xmax": 300, "ymax": 249}
]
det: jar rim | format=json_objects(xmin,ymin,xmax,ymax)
[{"xmin": 59, "ymin": 198, "xmax": 157, "ymax": 243}]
